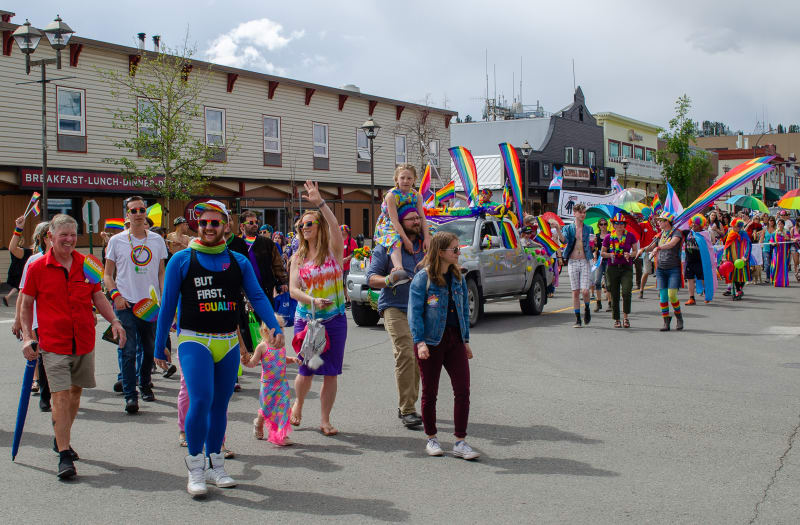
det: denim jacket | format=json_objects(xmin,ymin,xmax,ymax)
[
  {"xmin": 408, "ymin": 269, "xmax": 470, "ymax": 346},
  {"xmin": 561, "ymin": 223, "xmax": 593, "ymax": 261}
]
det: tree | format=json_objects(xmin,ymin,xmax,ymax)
[
  {"xmin": 655, "ymin": 94, "xmax": 713, "ymax": 204},
  {"xmin": 464, "ymin": 114, "xmax": 473, "ymax": 123},
  {"xmin": 99, "ymin": 40, "xmax": 228, "ymax": 204},
  {"xmin": 777, "ymin": 123, "xmax": 786, "ymax": 134},
  {"xmin": 396, "ymin": 94, "xmax": 444, "ymax": 187},
  {"xmin": 789, "ymin": 124, "xmax": 800, "ymax": 134}
]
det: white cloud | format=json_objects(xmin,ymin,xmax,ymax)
[{"xmin": 205, "ymin": 18, "xmax": 303, "ymax": 73}]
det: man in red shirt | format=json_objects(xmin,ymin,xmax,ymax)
[{"xmin": 20, "ymin": 214, "xmax": 125, "ymax": 479}]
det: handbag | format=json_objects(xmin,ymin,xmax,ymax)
[
  {"xmin": 248, "ymin": 310, "xmax": 262, "ymax": 348},
  {"xmin": 292, "ymin": 300, "xmax": 329, "ymax": 370},
  {"xmin": 275, "ymin": 291, "xmax": 297, "ymax": 326}
]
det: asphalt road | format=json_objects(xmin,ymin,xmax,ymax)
[{"xmin": 1, "ymin": 281, "xmax": 799, "ymax": 524}]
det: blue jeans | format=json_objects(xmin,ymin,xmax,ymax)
[
  {"xmin": 655, "ymin": 266, "xmax": 681, "ymax": 290},
  {"xmin": 116, "ymin": 307, "xmax": 156, "ymax": 401},
  {"xmin": 117, "ymin": 346, "xmax": 142, "ymax": 383}
]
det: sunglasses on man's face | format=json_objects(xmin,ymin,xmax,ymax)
[
  {"xmin": 301, "ymin": 220, "xmax": 319, "ymax": 229},
  {"xmin": 128, "ymin": 207, "xmax": 147, "ymax": 215},
  {"xmin": 198, "ymin": 219, "xmax": 224, "ymax": 228},
  {"xmin": 245, "ymin": 220, "xmax": 259, "ymax": 225}
]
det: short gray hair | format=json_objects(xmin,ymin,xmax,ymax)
[{"xmin": 49, "ymin": 214, "xmax": 78, "ymax": 233}]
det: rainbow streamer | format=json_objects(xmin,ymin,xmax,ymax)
[
  {"xmin": 611, "ymin": 176, "xmax": 623, "ymax": 193},
  {"xmin": 82, "ymin": 255, "xmax": 104, "ymax": 284},
  {"xmin": 419, "ymin": 164, "xmax": 432, "ymax": 200},
  {"xmin": 448, "ymin": 146, "xmax": 480, "ymax": 205},
  {"xmin": 651, "ymin": 194, "xmax": 663, "ymax": 214},
  {"xmin": 497, "ymin": 142, "xmax": 524, "ymax": 219},
  {"xmin": 105, "ymin": 218, "xmax": 125, "ymax": 230},
  {"xmin": 549, "ymin": 167, "xmax": 563, "ymax": 190},
  {"xmin": 674, "ymin": 156, "xmax": 775, "ymax": 227},
  {"xmin": 499, "ymin": 221, "xmax": 518, "ymax": 249},
  {"xmin": 133, "ymin": 298, "xmax": 160, "ymax": 322}
]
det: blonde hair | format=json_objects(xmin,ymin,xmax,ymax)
[
  {"xmin": 420, "ymin": 231, "xmax": 462, "ymax": 287},
  {"xmin": 295, "ymin": 210, "xmax": 330, "ymax": 267},
  {"xmin": 393, "ymin": 163, "xmax": 417, "ymax": 184},
  {"xmin": 260, "ymin": 315, "xmax": 286, "ymax": 338}
]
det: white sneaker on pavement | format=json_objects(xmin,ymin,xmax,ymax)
[
  {"xmin": 205, "ymin": 452, "xmax": 236, "ymax": 488},
  {"xmin": 452, "ymin": 440, "xmax": 480, "ymax": 460},
  {"xmin": 185, "ymin": 453, "xmax": 207, "ymax": 496},
  {"xmin": 426, "ymin": 438, "xmax": 444, "ymax": 456}
]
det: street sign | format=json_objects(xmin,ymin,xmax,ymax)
[{"xmin": 82, "ymin": 200, "xmax": 100, "ymax": 231}]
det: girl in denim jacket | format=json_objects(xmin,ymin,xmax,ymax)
[{"xmin": 408, "ymin": 232, "xmax": 479, "ymax": 460}]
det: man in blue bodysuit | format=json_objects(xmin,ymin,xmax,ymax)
[{"xmin": 155, "ymin": 200, "xmax": 284, "ymax": 497}]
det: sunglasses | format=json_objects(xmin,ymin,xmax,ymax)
[
  {"xmin": 598, "ymin": 222, "xmax": 607, "ymax": 226},
  {"xmin": 198, "ymin": 219, "xmax": 224, "ymax": 228},
  {"xmin": 245, "ymin": 220, "xmax": 259, "ymax": 225},
  {"xmin": 128, "ymin": 207, "xmax": 147, "ymax": 215},
  {"xmin": 301, "ymin": 220, "xmax": 319, "ymax": 229},
  {"xmin": 444, "ymin": 246, "xmax": 461, "ymax": 254}
]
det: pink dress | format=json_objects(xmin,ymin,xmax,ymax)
[{"xmin": 259, "ymin": 345, "xmax": 292, "ymax": 444}]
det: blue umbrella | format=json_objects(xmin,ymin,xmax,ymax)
[{"xmin": 12, "ymin": 348, "xmax": 38, "ymax": 462}]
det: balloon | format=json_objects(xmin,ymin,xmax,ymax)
[
  {"xmin": 734, "ymin": 258, "xmax": 745, "ymax": 269},
  {"xmin": 526, "ymin": 266, "xmax": 533, "ymax": 272},
  {"xmin": 719, "ymin": 261, "xmax": 734, "ymax": 277}
]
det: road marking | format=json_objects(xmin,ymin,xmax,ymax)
[
  {"xmin": 764, "ymin": 326, "xmax": 800, "ymax": 337},
  {"xmin": 0, "ymin": 319, "xmax": 13, "ymax": 324},
  {"xmin": 544, "ymin": 286, "xmax": 656, "ymax": 314}
]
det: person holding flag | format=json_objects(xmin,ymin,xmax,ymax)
[{"xmin": 4, "ymin": 216, "xmax": 34, "ymax": 307}]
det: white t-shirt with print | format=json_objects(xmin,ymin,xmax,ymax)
[{"xmin": 106, "ymin": 230, "xmax": 168, "ymax": 303}]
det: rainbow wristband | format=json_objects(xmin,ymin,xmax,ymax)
[
  {"xmin": 13, "ymin": 227, "xmax": 23, "ymax": 237},
  {"xmin": 109, "ymin": 289, "xmax": 121, "ymax": 300}
]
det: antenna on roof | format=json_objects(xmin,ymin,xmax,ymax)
[
  {"xmin": 572, "ymin": 58, "xmax": 576, "ymax": 91},
  {"xmin": 519, "ymin": 56, "xmax": 523, "ymax": 107}
]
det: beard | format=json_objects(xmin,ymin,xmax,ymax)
[
  {"xmin": 401, "ymin": 222, "xmax": 422, "ymax": 239},
  {"xmin": 201, "ymin": 228, "xmax": 225, "ymax": 245}
]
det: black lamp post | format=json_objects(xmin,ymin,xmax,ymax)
[
  {"xmin": 520, "ymin": 140, "xmax": 532, "ymax": 213},
  {"xmin": 621, "ymin": 156, "xmax": 630, "ymax": 188},
  {"xmin": 360, "ymin": 117, "xmax": 380, "ymax": 238},
  {"xmin": 13, "ymin": 15, "xmax": 75, "ymax": 217}
]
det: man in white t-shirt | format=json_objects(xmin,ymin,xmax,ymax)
[{"xmin": 103, "ymin": 196, "xmax": 168, "ymax": 414}]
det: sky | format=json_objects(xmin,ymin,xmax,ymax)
[{"xmin": 9, "ymin": 0, "xmax": 800, "ymax": 133}]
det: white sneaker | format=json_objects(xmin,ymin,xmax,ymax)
[
  {"xmin": 185, "ymin": 453, "xmax": 207, "ymax": 496},
  {"xmin": 426, "ymin": 438, "xmax": 444, "ymax": 456},
  {"xmin": 452, "ymin": 440, "xmax": 480, "ymax": 460},
  {"xmin": 205, "ymin": 452, "xmax": 236, "ymax": 488}
]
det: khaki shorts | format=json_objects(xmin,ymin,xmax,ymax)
[
  {"xmin": 41, "ymin": 350, "xmax": 96, "ymax": 392},
  {"xmin": 642, "ymin": 253, "xmax": 654, "ymax": 274}
]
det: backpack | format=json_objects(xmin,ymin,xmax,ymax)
[{"xmin": 292, "ymin": 299, "xmax": 329, "ymax": 370}]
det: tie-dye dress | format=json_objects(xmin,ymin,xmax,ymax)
[
  {"xmin": 771, "ymin": 232, "xmax": 790, "ymax": 287},
  {"xmin": 374, "ymin": 187, "xmax": 418, "ymax": 252},
  {"xmin": 259, "ymin": 345, "xmax": 292, "ymax": 445}
]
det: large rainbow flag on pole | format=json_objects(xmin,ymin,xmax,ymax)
[
  {"xmin": 448, "ymin": 146, "xmax": 480, "ymax": 206},
  {"xmin": 497, "ymin": 142, "xmax": 524, "ymax": 219}
]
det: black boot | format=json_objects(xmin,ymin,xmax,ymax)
[
  {"xmin": 675, "ymin": 313, "xmax": 684, "ymax": 331},
  {"xmin": 660, "ymin": 316, "xmax": 671, "ymax": 332},
  {"xmin": 584, "ymin": 305, "xmax": 591, "ymax": 325}
]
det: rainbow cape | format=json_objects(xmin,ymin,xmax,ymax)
[
  {"xmin": 448, "ymin": 146, "xmax": 480, "ymax": 206},
  {"xmin": 419, "ymin": 164, "xmax": 432, "ymax": 201},
  {"xmin": 498, "ymin": 142, "xmax": 524, "ymax": 219},
  {"xmin": 105, "ymin": 218, "xmax": 125, "ymax": 230}
]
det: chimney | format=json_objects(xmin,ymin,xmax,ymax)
[
  {"xmin": 137, "ymin": 33, "xmax": 146, "ymax": 51},
  {"xmin": 744, "ymin": 137, "xmax": 749, "ymax": 149},
  {"xmin": 152, "ymin": 35, "xmax": 160, "ymax": 52}
]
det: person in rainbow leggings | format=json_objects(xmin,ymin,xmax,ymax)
[{"xmin": 154, "ymin": 200, "xmax": 284, "ymax": 497}]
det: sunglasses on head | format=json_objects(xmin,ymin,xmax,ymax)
[
  {"xmin": 301, "ymin": 220, "xmax": 319, "ymax": 229},
  {"xmin": 128, "ymin": 207, "xmax": 147, "ymax": 215},
  {"xmin": 198, "ymin": 219, "xmax": 224, "ymax": 228}
]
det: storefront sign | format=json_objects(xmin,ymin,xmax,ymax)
[
  {"xmin": 628, "ymin": 129, "xmax": 643, "ymax": 141},
  {"xmin": 20, "ymin": 168, "xmax": 159, "ymax": 192},
  {"xmin": 557, "ymin": 189, "xmax": 621, "ymax": 219},
  {"xmin": 562, "ymin": 166, "xmax": 590, "ymax": 181},
  {"xmin": 184, "ymin": 199, "xmax": 206, "ymax": 231}
]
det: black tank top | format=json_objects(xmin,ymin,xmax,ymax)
[{"xmin": 179, "ymin": 249, "xmax": 243, "ymax": 333}]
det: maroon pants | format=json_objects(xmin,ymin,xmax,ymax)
[{"xmin": 415, "ymin": 326, "xmax": 471, "ymax": 439}]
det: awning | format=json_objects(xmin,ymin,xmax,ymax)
[{"xmin": 752, "ymin": 187, "xmax": 782, "ymax": 201}]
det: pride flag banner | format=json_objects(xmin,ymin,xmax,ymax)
[
  {"xmin": 448, "ymin": 146, "xmax": 480, "ymax": 206},
  {"xmin": 549, "ymin": 167, "xmax": 563, "ymax": 190},
  {"xmin": 499, "ymin": 221, "xmax": 518, "ymax": 249},
  {"xmin": 498, "ymin": 142, "xmax": 524, "ymax": 219}
]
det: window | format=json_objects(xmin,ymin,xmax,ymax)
[
  {"xmin": 646, "ymin": 148, "xmax": 655, "ymax": 162},
  {"xmin": 634, "ymin": 146, "xmax": 644, "ymax": 160},
  {"xmin": 577, "ymin": 149, "xmax": 584, "ymax": 165},
  {"xmin": 57, "ymin": 87, "xmax": 85, "ymax": 136},
  {"xmin": 429, "ymin": 140, "xmax": 440, "ymax": 167},
  {"xmin": 263, "ymin": 116, "xmax": 280, "ymax": 153},
  {"xmin": 588, "ymin": 151, "xmax": 596, "ymax": 166},
  {"xmin": 395, "ymin": 134, "xmax": 407, "ymax": 164},
  {"xmin": 608, "ymin": 140, "xmax": 620, "ymax": 159},
  {"xmin": 565, "ymin": 147, "xmax": 574, "ymax": 164},
  {"xmin": 621, "ymin": 143, "xmax": 633, "ymax": 158},
  {"xmin": 138, "ymin": 98, "xmax": 158, "ymax": 139},
  {"xmin": 357, "ymin": 129, "xmax": 370, "ymax": 160},
  {"xmin": 205, "ymin": 107, "xmax": 225, "ymax": 146},
  {"xmin": 313, "ymin": 122, "xmax": 329, "ymax": 158}
]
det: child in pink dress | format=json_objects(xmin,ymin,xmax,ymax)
[{"xmin": 247, "ymin": 319, "xmax": 298, "ymax": 446}]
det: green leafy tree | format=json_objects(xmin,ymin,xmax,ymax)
[
  {"xmin": 656, "ymin": 94, "xmax": 713, "ymax": 204},
  {"xmin": 789, "ymin": 124, "xmax": 800, "ymax": 134},
  {"xmin": 99, "ymin": 41, "xmax": 229, "ymax": 203},
  {"xmin": 777, "ymin": 123, "xmax": 786, "ymax": 134}
]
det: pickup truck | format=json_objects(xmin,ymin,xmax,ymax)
[{"xmin": 346, "ymin": 215, "xmax": 554, "ymax": 327}]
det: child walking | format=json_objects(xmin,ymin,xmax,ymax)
[
  {"xmin": 374, "ymin": 164, "xmax": 432, "ymax": 286},
  {"xmin": 247, "ymin": 319, "xmax": 298, "ymax": 446},
  {"xmin": 407, "ymin": 231, "xmax": 479, "ymax": 460}
]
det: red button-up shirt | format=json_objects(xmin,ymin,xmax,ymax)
[{"xmin": 22, "ymin": 250, "xmax": 101, "ymax": 355}]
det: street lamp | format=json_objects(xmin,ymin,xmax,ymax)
[
  {"xmin": 520, "ymin": 140, "xmax": 533, "ymax": 213},
  {"xmin": 621, "ymin": 157, "xmax": 630, "ymax": 188},
  {"xmin": 360, "ymin": 117, "xmax": 380, "ymax": 238},
  {"xmin": 12, "ymin": 15, "xmax": 75, "ymax": 218}
]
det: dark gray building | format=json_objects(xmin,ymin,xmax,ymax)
[{"xmin": 451, "ymin": 86, "xmax": 612, "ymax": 214}]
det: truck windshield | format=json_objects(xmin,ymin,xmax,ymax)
[{"xmin": 435, "ymin": 220, "xmax": 475, "ymax": 245}]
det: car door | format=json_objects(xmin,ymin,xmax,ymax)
[
  {"xmin": 501, "ymin": 219, "xmax": 526, "ymax": 293},
  {"xmin": 478, "ymin": 220, "xmax": 505, "ymax": 296}
]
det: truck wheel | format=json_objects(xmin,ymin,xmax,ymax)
[
  {"xmin": 351, "ymin": 302, "xmax": 380, "ymax": 326},
  {"xmin": 520, "ymin": 272, "xmax": 546, "ymax": 315},
  {"xmin": 467, "ymin": 277, "xmax": 483, "ymax": 327}
]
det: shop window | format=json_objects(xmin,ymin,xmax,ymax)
[
  {"xmin": 48, "ymin": 197, "xmax": 82, "ymax": 232},
  {"xmin": 56, "ymin": 86, "xmax": 86, "ymax": 152},
  {"xmin": 205, "ymin": 107, "xmax": 226, "ymax": 162},
  {"xmin": 621, "ymin": 143, "xmax": 633, "ymax": 158},
  {"xmin": 395, "ymin": 134, "xmax": 407, "ymax": 164},
  {"xmin": 608, "ymin": 140, "xmax": 620, "ymax": 159},
  {"xmin": 137, "ymin": 98, "xmax": 158, "ymax": 157},
  {"xmin": 634, "ymin": 146, "xmax": 644, "ymax": 160},
  {"xmin": 263, "ymin": 115, "xmax": 281, "ymax": 167},
  {"xmin": 565, "ymin": 147, "xmax": 574, "ymax": 164},
  {"xmin": 577, "ymin": 149, "xmax": 584, "ymax": 165},
  {"xmin": 646, "ymin": 148, "xmax": 655, "ymax": 162},
  {"xmin": 313, "ymin": 122, "xmax": 329, "ymax": 170},
  {"xmin": 588, "ymin": 150, "xmax": 596, "ymax": 166},
  {"xmin": 356, "ymin": 128, "xmax": 370, "ymax": 173}
]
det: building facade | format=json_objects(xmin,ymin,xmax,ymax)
[
  {"xmin": 451, "ymin": 87, "xmax": 611, "ymax": 214},
  {"xmin": 0, "ymin": 14, "xmax": 455, "ymax": 256},
  {"xmin": 594, "ymin": 112, "xmax": 663, "ymax": 195}
]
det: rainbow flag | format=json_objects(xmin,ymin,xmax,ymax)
[
  {"xmin": 534, "ymin": 216, "xmax": 561, "ymax": 256},
  {"xmin": 419, "ymin": 164, "xmax": 432, "ymax": 200},
  {"xmin": 133, "ymin": 298, "xmax": 160, "ymax": 322},
  {"xmin": 105, "ymin": 218, "xmax": 125, "ymax": 230},
  {"xmin": 610, "ymin": 176, "xmax": 623, "ymax": 193},
  {"xmin": 23, "ymin": 192, "xmax": 42, "ymax": 218},
  {"xmin": 651, "ymin": 194, "xmax": 663, "ymax": 214},
  {"xmin": 429, "ymin": 180, "xmax": 455, "ymax": 206},
  {"xmin": 30, "ymin": 200, "xmax": 41, "ymax": 217},
  {"xmin": 548, "ymin": 167, "xmax": 563, "ymax": 190},
  {"xmin": 448, "ymin": 146, "xmax": 480, "ymax": 205},
  {"xmin": 498, "ymin": 142, "xmax": 524, "ymax": 218},
  {"xmin": 499, "ymin": 221, "xmax": 518, "ymax": 249}
]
